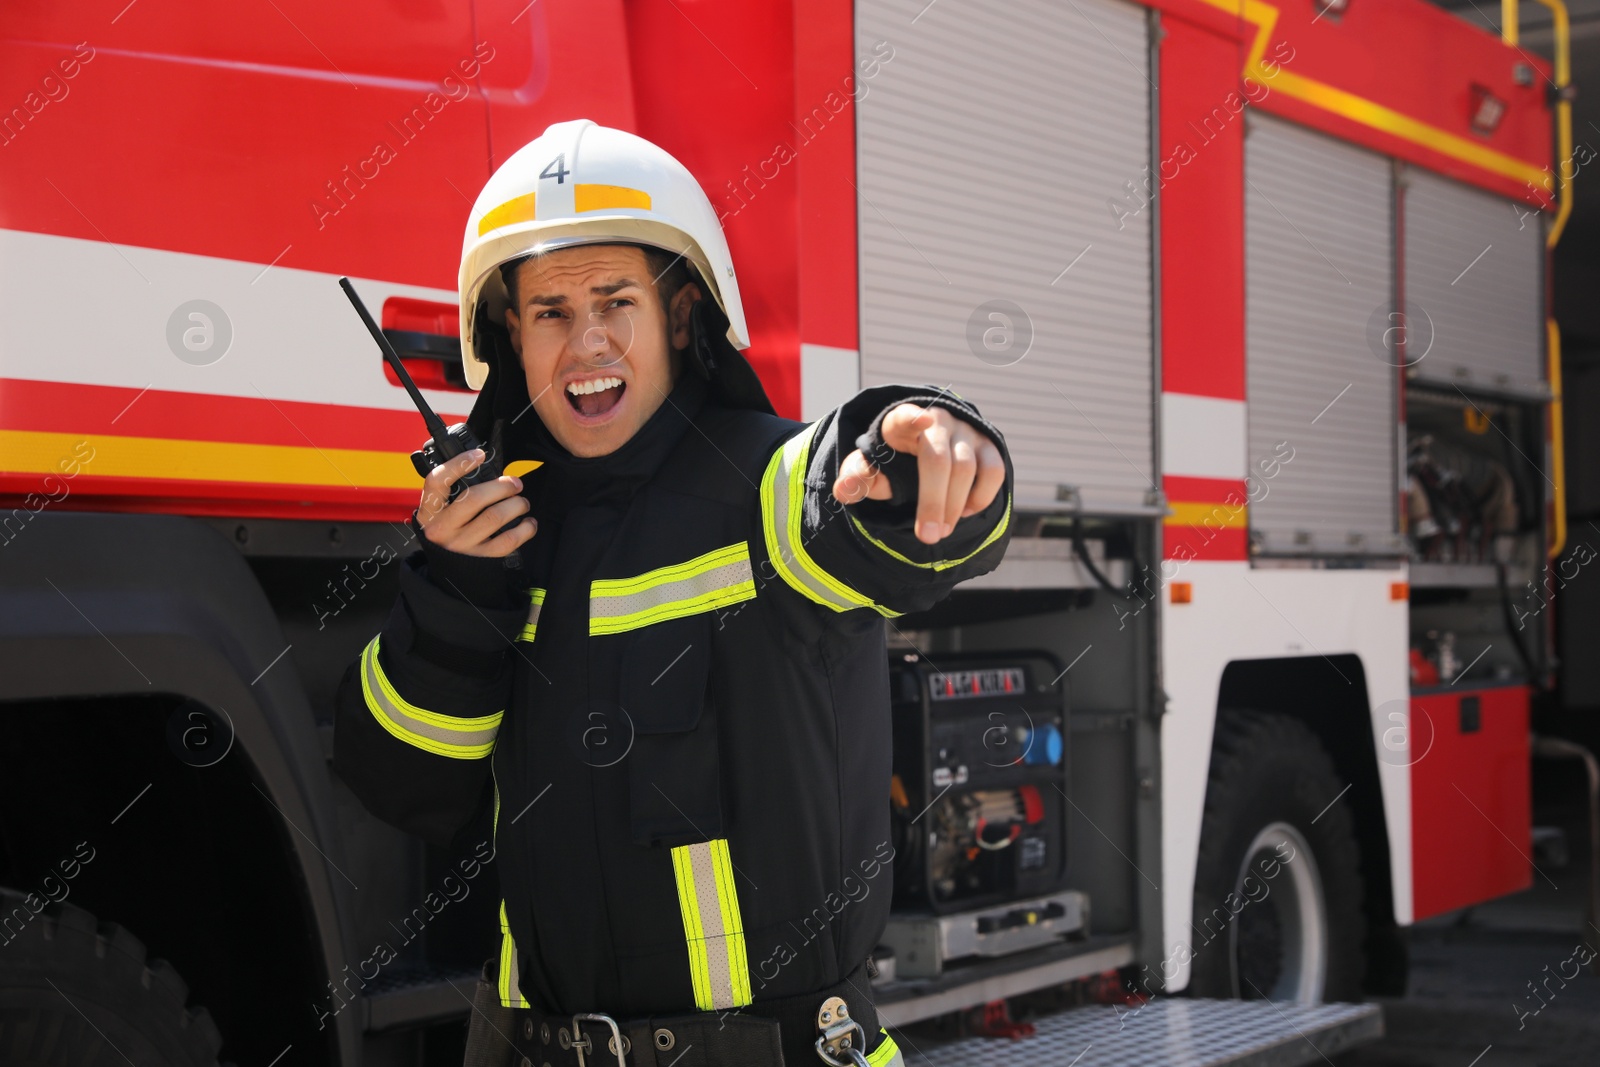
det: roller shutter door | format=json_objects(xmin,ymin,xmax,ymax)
[
  {"xmin": 1245, "ymin": 114, "xmax": 1402, "ymax": 556},
  {"xmin": 1402, "ymin": 168, "xmax": 1546, "ymax": 400},
  {"xmin": 855, "ymin": 0, "xmax": 1154, "ymax": 514}
]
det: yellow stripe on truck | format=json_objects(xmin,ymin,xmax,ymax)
[
  {"xmin": 1194, "ymin": 0, "xmax": 1551, "ymax": 192},
  {"xmin": 1, "ymin": 429, "xmax": 420, "ymax": 489},
  {"xmin": 1164, "ymin": 500, "xmax": 1248, "ymax": 529}
]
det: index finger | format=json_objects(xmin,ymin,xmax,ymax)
[{"xmin": 914, "ymin": 420, "xmax": 953, "ymax": 543}]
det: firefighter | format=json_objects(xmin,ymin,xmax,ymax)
[{"xmin": 333, "ymin": 119, "xmax": 1013, "ymax": 1067}]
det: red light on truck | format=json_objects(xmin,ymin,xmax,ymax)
[
  {"xmin": 1469, "ymin": 84, "xmax": 1506, "ymax": 136},
  {"xmin": 378, "ymin": 296, "xmax": 471, "ymax": 393}
]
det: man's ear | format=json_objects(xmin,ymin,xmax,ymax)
[
  {"xmin": 668, "ymin": 281, "xmax": 703, "ymax": 352},
  {"xmin": 503, "ymin": 306, "xmax": 523, "ymax": 356}
]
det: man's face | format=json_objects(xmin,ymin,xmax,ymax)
[{"xmin": 504, "ymin": 244, "xmax": 700, "ymax": 458}]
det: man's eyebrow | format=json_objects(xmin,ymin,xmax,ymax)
[{"xmin": 526, "ymin": 279, "xmax": 643, "ymax": 306}]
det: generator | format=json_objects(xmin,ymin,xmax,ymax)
[
  {"xmin": 887, "ymin": 651, "xmax": 1070, "ymax": 913},
  {"xmin": 881, "ymin": 651, "xmax": 1080, "ymax": 978}
]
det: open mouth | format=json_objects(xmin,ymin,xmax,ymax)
[{"xmin": 564, "ymin": 376, "xmax": 626, "ymax": 419}]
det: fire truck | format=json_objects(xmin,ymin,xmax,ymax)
[{"xmin": 0, "ymin": 0, "xmax": 1572, "ymax": 1063}]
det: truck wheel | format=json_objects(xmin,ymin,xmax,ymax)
[
  {"xmin": 1188, "ymin": 711, "xmax": 1367, "ymax": 1003},
  {"xmin": 0, "ymin": 888, "xmax": 225, "ymax": 1066}
]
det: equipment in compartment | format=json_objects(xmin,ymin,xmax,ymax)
[
  {"xmin": 888, "ymin": 653, "xmax": 1069, "ymax": 916},
  {"xmin": 1406, "ymin": 434, "xmax": 1518, "ymax": 563},
  {"xmin": 1405, "ymin": 387, "xmax": 1548, "ymax": 688},
  {"xmin": 1404, "ymin": 391, "xmax": 1539, "ymax": 565}
]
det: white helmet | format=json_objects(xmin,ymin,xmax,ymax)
[{"xmin": 458, "ymin": 119, "xmax": 750, "ymax": 391}]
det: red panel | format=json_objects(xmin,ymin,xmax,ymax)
[
  {"xmin": 0, "ymin": 474, "xmax": 418, "ymax": 523},
  {"xmin": 1159, "ymin": 15, "xmax": 1246, "ymax": 401},
  {"xmin": 0, "ymin": 378, "xmax": 467, "ymax": 452},
  {"xmin": 1238, "ymin": 0, "xmax": 1550, "ymax": 205},
  {"xmin": 1411, "ymin": 685, "xmax": 1533, "ymax": 920},
  {"xmin": 0, "ymin": 7, "xmax": 494, "ymax": 290},
  {"xmin": 1165, "ymin": 525, "xmax": 1248, "ymax": 562},
  {"xmin": 625, "ymin": 0, "xmax": 803, "ymax": 419},
  {"xmin": 382, "ymin": 297, "xmax": 459, "ymax": 337},
  {"xmin": 7, "ymin": 1, "xmax": 481, "ymax": 79},
  {"xmin": 793, "ymin": 0, "xmax": 861, "ymax": 355},
  {"xmin": 475, "ymin": 0, "xmax": 636, "ymax": 168},
  {"xmin": 1165, "ymin": 474, "xmax": 1246, "ymax": 502},
  {"xmin": 1146, "ymin": 0, "xmax": 1253, "ymax": 42},
  {"xmin": 1163, "ymin": 476, "xmax": 1250, "ymax": 562}
]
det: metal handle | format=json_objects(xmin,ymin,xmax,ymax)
[{"xmin": 571, "ymin": 1013, "xmax": 628, "ymax": 1067}]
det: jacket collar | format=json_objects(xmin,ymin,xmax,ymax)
[{"xmin": 514, "ymin": 370, "xmax": 708, "ymax": 509}]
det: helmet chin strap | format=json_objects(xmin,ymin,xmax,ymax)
[
  {"xmin": 464, "ymin": 301, "xmax": 532, "ymax": 449},
  {"xmin": 686, "ymin": 297, "xmax": 777, "ymax": 416},
  {"xmin": 687, "ymin": 298, "xmax": 720, "ymax": 381}
]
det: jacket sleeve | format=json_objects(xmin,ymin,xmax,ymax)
[
  {"xmin": 756, "ymin": 383, "xmax": 1013, "ymax": 618},
  {"xmin": 332, "ymin": 528, "xmax": 529, "ymax": 848}
]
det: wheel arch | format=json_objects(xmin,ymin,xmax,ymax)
[
  {"xmin": 1213, "ymin": 654, "xmax": 1403, "ymax": 993},
  {"xmin": 0, "ymin": 511, "xmax": 362, "ymax": 1065}
]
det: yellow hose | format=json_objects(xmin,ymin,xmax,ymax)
[
  {"xmin": 1506, "ymin": 2, "xmax": 1571, "ymax": 557},
  {"xmin": 1547, "ymin": 318, "xmax": 1567, "ymax": 558},
  {"xmin": 1532, "ymin": 0, "xmax": 1573, "ymax": 247}
]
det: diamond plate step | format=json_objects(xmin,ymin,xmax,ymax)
[{"xmin": 903, "ymin": 998, "xmax": 1383, "ymax": 1066}]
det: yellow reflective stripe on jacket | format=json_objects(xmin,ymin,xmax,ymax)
[
  {"xmin": 589, "ymin": 543, "xmax": 756, "ymax": 636},
  {"xmin": 848, "ymin": 494, "xmax": 1012, "ymax": 572},
  {"xmin": 358, "ymin": 636, "xmax": 501, "ymax": 759},
  {"xmin": 670, "ymin": 838, "xmax": 752, "ymax": 1011},
  {"xmin": 759, "ymin": 423, "xmax": 899, "ymax": 617},
  {"xmin": 867, "ymin": 1030, "xmax": 903, "ymax": 1066},
  {"xmin": 518, "ymin": 588, "xmax": 546, "ymax": 643},
  {"xmin": 497, "ymin": 899, "xmax": 530, "ymax": 1009}
]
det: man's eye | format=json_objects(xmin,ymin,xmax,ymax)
[
  {"xmin": 535, "ymin": 308, "xmax": 565, "ymax": 320},
  {"xmin": 606, "ymin": 298, "xmax": 635, "ymax": 311}
]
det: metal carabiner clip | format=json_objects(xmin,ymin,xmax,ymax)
[
  {"xmin": 819, "ymin": 1043, "xmax": 870, "ymax": 1067},
  {"xmin": 814, "ymin": 1034, "xmax": 871, "ymax": 1067},
  {"xmin": 814, "ymin": 995, "xmax": 871, "ymax": 1067}
]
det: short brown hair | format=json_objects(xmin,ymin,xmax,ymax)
[{"xmin": 500, "ymin": 243, "xmax": 697, "ymax": 314}]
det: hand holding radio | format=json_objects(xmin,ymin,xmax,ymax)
[
  {"xmin": 338, "ymin": 276, "xmax": 535, "ymax": 562},
  {"xmin": 415, "ymin": 447, "xmax": 536, "ymax": 558}
]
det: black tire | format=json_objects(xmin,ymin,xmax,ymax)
[
  {"xmin": 1188, "ymin": 711, "xmax": 1367, "ymax": 1003},
  {"xmin": 0, "ymin": 887, "xmax": 224, "ymax": 1066}
]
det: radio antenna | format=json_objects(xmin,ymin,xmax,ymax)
[{"xmin": 338, "ymin": 277, "xmax": 452, "ymax": 446}]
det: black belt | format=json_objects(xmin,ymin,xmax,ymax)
[{"xmin": 492, "ymin": 962, "xmax": 887, "ymax": 1067}]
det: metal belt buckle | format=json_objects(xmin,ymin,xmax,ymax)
[
  {"xmin": 813, "ymin": 996, "xmax": 871, "ymax": 1067},
  {"xmin": 568, "ymin": 1012, "xmax": 629, "ymax": 1067}
]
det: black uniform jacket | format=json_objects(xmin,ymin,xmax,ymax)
[{"xmin": 333, "ymin": 370, "xmax": 1013, "ymax": 1027}]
